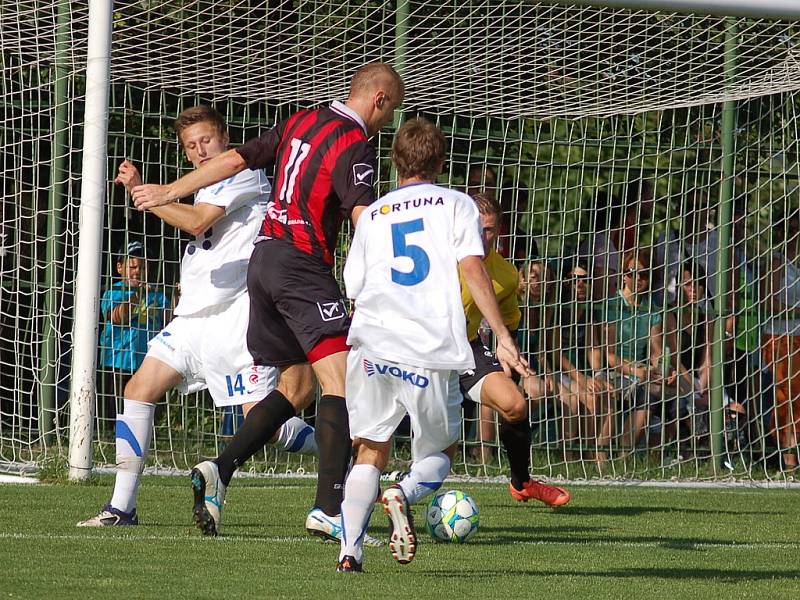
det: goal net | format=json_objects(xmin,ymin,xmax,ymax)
[{"xmin": 3, "ymin": 0, "xmax": 800, "ymax": 482}]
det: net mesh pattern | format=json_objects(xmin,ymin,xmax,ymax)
[{"xmin": 2, "ymin": 1, "xmax": 800, "ymax": 482}]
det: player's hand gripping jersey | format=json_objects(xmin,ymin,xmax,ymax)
[
  {"xmin": 175, "ymin": 169, "xmax": 271, "ymax": 316},
  {"xmin": 344, "ymin": 183, "xmax": 484, "ymax": 370}
]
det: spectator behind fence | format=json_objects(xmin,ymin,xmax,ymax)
[
  {"xmin": 518, "ymin": 259, "xmax": 559, "ymax": 405},
  {"xmin": 466, "ymin": 164, "xmax": 498, "ymax": 200},
  {"xmin": 99, "ymin": 241, "xmax": 168, "ymax": 374},
  {"xmin": 519, "ymin": 259, "xmax": 581, "ymax": 452},
  {"xmin": 98, "ymin": 241, "xmax": 169, "ymax": 419},
  {"xmin": 664, "ymin": 261, "xmax": 716, "ymax": 441},
  {"xmin": 761, "ymin": 208, "xmax": 800, "ymax": 471},
  {"xmin": 499, "ymin": 181, "xmax": 536, "ymax": 264},
  {"xmin": 653, "ymin": 188, "xmax": 713, "ymax": 308},
  {"xmin": 553, "ymin": 258, "xmax": 613, "ymax": 463},
  {"xmin": 722, "ymin": 196, "xmax": 766, "ymax": 461},
  {"xmin": 579, "ymin": 180, "xmax": 655, "ymax": 301},
  {"xmin": 597, "ymin": 248, "xmax": 683, "ymax": 450}
]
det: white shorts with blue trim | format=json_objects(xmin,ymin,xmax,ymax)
[
  {"xmin": 146, "ymin": 292, "xmax": 277, "ymax": 407},
  {"xmin": 345, "ymin": 346, "xmax": 462, "ymax": 459}
]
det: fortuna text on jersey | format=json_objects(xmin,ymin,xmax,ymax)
[{"xmin": 370, "ymin": 196, "xmax": 445, "ymax": 220}]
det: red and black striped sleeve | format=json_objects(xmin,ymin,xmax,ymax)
[
  {"xmin": 331, "ymin": 137, "xmax": 377, "ymax": 218},
  {"xmin": 236, "ymin": 117, "xmax": 291, "ymax": 171}
]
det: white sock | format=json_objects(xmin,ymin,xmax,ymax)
[
  {"xmin": 339, "ymin": 464, "xmax": 380, "ymax": 563},
  {"xmin": 109, "ymin": 399, "xmax": 155, "ymax": 514},
  {"xmin": 274, "ymin": 416, "xmax": 318, "ymax": 456},
  {"xmin": 399, "ymin": 452, "xmax": 451, "ymax": 505}
]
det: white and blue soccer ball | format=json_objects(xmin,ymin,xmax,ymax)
[{"xmin": 425, "ymin": 489, "xmax": 480, "ymax": 543}]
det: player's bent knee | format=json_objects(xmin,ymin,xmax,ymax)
[
  {"xmin": 504, "ymin": 399, "xmax": 528, "ymax": 423},
  {"xmin": 124, "ymin": 361, "xmax": 178, "ymax": 404}
]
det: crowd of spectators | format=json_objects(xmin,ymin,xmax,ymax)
[{"xmin": 480, "ymin": 169, "xmax": 799, "ymax": 472}]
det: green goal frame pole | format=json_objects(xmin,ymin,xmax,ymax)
[{"xmin": 710, "ymin": 19, "xmax": 738, "ymax": 465}]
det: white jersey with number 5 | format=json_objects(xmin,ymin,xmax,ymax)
[
  {"xmin": 175, "ymin": 168, "xmax": 270, "ymax": 316},
  {"xmin": 344, "ymin": 182, "xmax": 484, "ymax": 370}
]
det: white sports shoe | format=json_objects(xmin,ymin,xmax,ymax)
[
  {"xmin": 305, "ymin": 508, "xmax": 385, "ymax": 547},
  {"xmin": 77, "ymin": 504, "xmax": 138, "ymax": 527},
  {"xmin": 190, "ymin": 460, "xmax": 226, "ymax": 536}
]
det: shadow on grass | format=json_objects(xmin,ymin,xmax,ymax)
[
  {"xmin": 470, "ymin": 529, "xmax": 779, "ymax": 551},
  {"xmin": 416, "ymin": 567, "xmax": 800, "ymax": 582},
  {"xmin": 495, "ymin": 504, "xmax": 783, "ymax": 518}
]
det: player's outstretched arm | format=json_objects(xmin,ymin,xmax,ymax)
[
  {"xmin": 460, "ymin": 255, "xmax": 531, "ymax": 378},
  {"xmin": 132, "ymin": 149, "xmax": 246, "ymax": 210}
]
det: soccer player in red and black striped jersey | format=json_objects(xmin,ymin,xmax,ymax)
[{"xmin": 133, "ymin": 63, "xmax": 404, "ymax": 539}]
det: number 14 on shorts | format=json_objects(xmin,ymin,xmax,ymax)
[{"xmin": 225, "ymin": 374, "xmax": 246, "ymax": 396}]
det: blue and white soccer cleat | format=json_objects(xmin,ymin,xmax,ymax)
[
  {"xmin": 190, "ymin": 460, "xmax": 226, "ymax": 536},
  {"xmin": 305, "ymin": 507, "xmax": 385, "ymax": 547},
  {"xmin": 77, "ymin": 503, "xmax": 138, "ymax": 527},
  {"xmin": 305, "ymin": 507, "xmax": 343, "ymax": 541}
]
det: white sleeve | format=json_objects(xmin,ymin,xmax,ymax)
[
  {"xmin": 343, "ymin": 219, "xmax": 367, "ymax": 300},
  {"xmin": 452, "ymin": 194, "xmax": 484, "ymax": 261},
  {"xmin": 196, "ymin": 169, "xmax": 271, "ymax": 214}
]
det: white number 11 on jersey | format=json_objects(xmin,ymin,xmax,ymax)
[{"xmin": 279, "ymin": 137, "xmax": 311, "ymax": 205}]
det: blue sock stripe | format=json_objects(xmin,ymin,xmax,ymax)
[
  {"xmin": 419, "ymin": 480, "xmax": 443, "ymax": 491},
  {"xmin": 287, "ymin": 426, "xmax": 314, "ymax": 453},
  {"xmin": 355, "ymin": 503, "xmax": 374, "ymax": 546},
  {"xmin": 115, "ymin": 419, "xmax": 143, "ymax": 457},
  {"xmin": 341, "ymin": 512, "xmax": 348, "ymax": 546}
]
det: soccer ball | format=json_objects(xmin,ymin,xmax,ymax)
[{"xmin": 425, "ymin": 489, "xmax": 479, "ymax": 543}]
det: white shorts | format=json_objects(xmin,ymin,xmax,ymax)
[
  {"xmin": 146, "ymin": 292, "xmax": 277, "ymax": 407},
  {"xmin": 345, "ymin": 346, "xmax": 462, "ymax": 459}
]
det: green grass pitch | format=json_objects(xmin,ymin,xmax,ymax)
[{"xmin": 1, "ymin": 477, "xmax": 799, "ymax": 599}]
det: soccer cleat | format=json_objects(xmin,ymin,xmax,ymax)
[
  {"xmin": 305, "ymin": 508, "xmax": 385, "ymax": 547},
  {"xmin": 335, "ymin": 555, "xmax": 364, "ymax": 573},
  {"xmin": 77, "ymin": 503, "xmax": 138, "ymax": 527},
  {"xmin": 382, "ymin": 486, "xmax": 417, "ymax": 564},
  {"xmin": 191, "ymin": 460, "xmax": 226, "ymax": 536},
  {"xmin": 509, "ymin": 479, "xmax": 572, "ymax": 507}
]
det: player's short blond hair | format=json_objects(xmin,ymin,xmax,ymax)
[
  {"xmin": 471, "ymin": 192, "xmax": 501, "ymax": 217},
  {"xmin": 391, "ymin": 117, "xmax": 445, "ymax": 181},
  {"xmin": 349, "ymin": 62, "xmax": 404, "ymax": 100},
  {"xmin": 174, "ymin": 105, "xmax": 227, "ymax": 146}
]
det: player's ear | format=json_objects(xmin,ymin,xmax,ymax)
[
  {"xmin": 222, "ymin": 130, "xmax": 230, "ymax": 148},
  {"xmin": 116, "ymin": 259, "xmax": 125, "ymax": 276},
  {"xmin": 376, "ymin": 91, "xmax": 386, "ymax": 109}
]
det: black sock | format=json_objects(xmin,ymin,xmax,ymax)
[
  {"xmin": 500, "ymin": 417, "xmax": 532, "ymax": 491},
  {"xmin": 313, "ymin": 395, "xmax": 351, "ymax": 515},
  {"xmin": 214, "ymin": 389, "xmax": 295, "ymax": 486}
]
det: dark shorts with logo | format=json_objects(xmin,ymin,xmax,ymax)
[
  {"xmin": 459, "ymin": 338, "xmax": 504, "ymax": 396},
  {"xmin": 246, "ymin": 239, "xmax": 350, "ymax": 367}
]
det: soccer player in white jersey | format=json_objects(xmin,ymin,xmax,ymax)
[
  {"xmin": 78, "ymin": 106, "xmax": 317, "ymax": 530},
  {"xmin": 336, "ymin": 118, "xmax": 530, "ymax": 572}
]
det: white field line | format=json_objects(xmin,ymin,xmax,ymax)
[
  {"xmin": 1, "ymin": 532, "xmax": 798, "ymax": 551},
  {"xmin": 0, "ymin": 474, "xmax": 38, "ymax": 485}
]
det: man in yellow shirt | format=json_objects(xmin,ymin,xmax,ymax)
[{"xmin": 459, "ymin": 192, "xmax": 571, "ymax": 506}]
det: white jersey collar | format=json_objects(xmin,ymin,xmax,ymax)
[{"xmin": 331, "ymin": 100, "xmax": 368, "ymax": 135}]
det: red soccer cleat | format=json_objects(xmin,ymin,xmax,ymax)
[{"xmin": 509, "ymin": 480, "xmax": 571, "ymax": 507}]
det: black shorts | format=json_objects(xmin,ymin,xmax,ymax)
[
  {"xmin": 459, "ymin": 338, "xmax": 503, "ymax": 396},
  {"xmin": 246, "ymin": 240, "xmax": 350, "ymax": 367}
]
